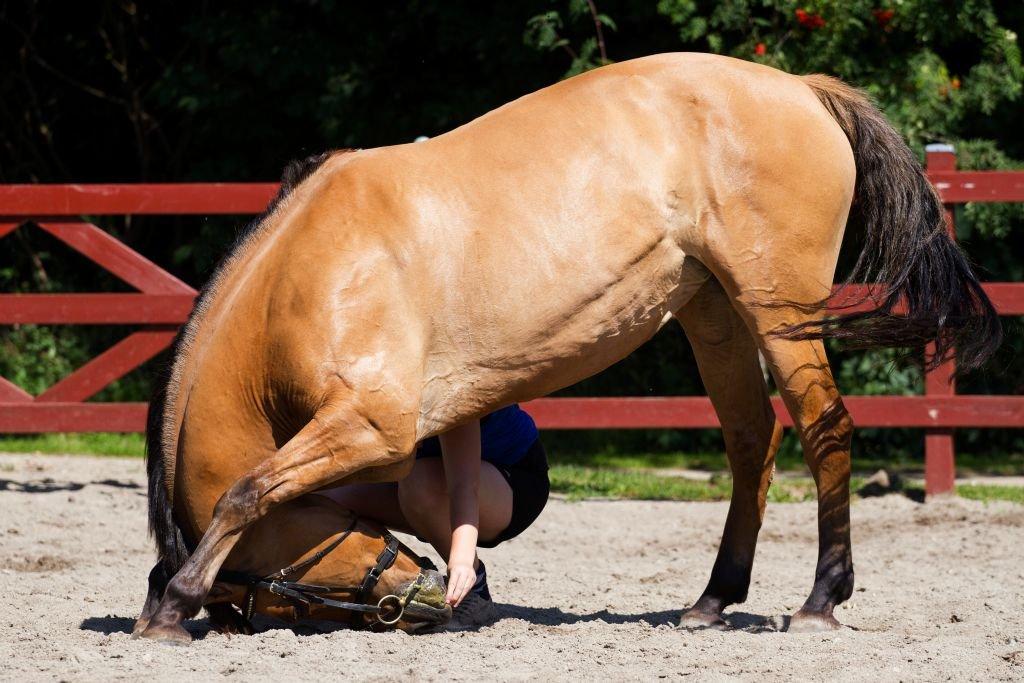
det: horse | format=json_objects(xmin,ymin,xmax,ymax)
[{"xmin": 135, "ymin": 52, "xmax": 1000, "ymax": 644}]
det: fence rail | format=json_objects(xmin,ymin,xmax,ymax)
[{"xmin": 1, "ymin": 147, "xmax": 1021, "ymax": 496}]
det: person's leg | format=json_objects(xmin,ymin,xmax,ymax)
[
  {"xmin": 317, "ymin": 482, "xmax": 412, "ymax": 533},
  {"xmin": 396, "ymin": 459, "xmax": 513, "ymax": 561}
]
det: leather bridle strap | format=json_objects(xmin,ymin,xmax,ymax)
[
  {"xmin": 270, "ymin": 517, "xmax": 359, "ymax": 580},
  {"xmin": 214, "ymin": 519, "xmax": 420, "ymax": 626},
  {"xmin": 355, "ymin": 532, "xmax": 401, "ymax": 603}
]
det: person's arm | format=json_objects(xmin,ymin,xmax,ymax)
[{"xmin": 438, "ymin": 419, "xmax": 481, "ymax": 607}]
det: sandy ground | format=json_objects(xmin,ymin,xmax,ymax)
[{"xmin": 1, "ymin": 453, "xmax": 1022, "ymax": 682}]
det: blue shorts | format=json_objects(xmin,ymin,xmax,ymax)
[{"xmin": 417, "ymin": 438, "xmax": 550, "ymax": 548}]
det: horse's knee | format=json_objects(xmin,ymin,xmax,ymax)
[{"xmin": 212, "ymin": 474, "xmax": 261, "ymax": 530}]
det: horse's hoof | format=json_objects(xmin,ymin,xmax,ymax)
[
  {"xmin": 787, "ymin": 609, "xmax": 842, "ymax": 633},
  {"xmin": 130, "ymin": 618, "xmax": 150, "ymax": 639},
  {"xmin": 214, "ymin": 620, "xmax": 254, "ymax": 637},
  {"xmin": 678, "ymin": 609, "xmax": 728, "ymax": 631},
  {"xmin": 138, "ymin": 622, "xmax": 192, "ymax": 645},
  {"xmin": 206, "ymin": 604, "xmax": 255, "ymax": 636}
]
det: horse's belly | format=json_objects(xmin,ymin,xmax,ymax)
[
  {"xmin": 418, "ymin": 245, "xmax": 709, "ymax": 436},
  {"xmin": 505, "ymin": 247, "xmax": 708, "ymax": 393}
]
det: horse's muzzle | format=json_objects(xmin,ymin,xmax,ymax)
[{"xmin": 397, "ymin": 569, "xmax": 451, "ymax": 626}]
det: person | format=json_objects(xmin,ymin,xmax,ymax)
[{"xmin": 320, "ymin": 403, "xmax": 549, "ymax": 626}]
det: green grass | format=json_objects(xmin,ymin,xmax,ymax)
[
  {"xmin": 550, "ymin": 448, "xmax": 1024, "ymax": 476},
  {"xmin": 549, "ymin": 464, "xmax": 858, "ymax": 503},
  {"xmin": 550, "ymin": 464, "xmax": 731, "ymax": 501},
  {"xmin": 0, "ymin": 432, "xmax": 145, "ymax": 457},
  {"xmin": 550, "ymin": 465, "xmax": 1022, "ymax": 504},
  {"xmin": 956, "ymin": 483, "xmax": 1024, "ymax": 504}
]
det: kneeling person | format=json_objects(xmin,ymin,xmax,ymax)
[{"xmin": 321, "ymin": 404, "xmax": 550, "ymax": 625}]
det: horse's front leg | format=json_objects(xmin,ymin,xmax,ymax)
[{"xmin": 138, "ymin": 399, "xmax": 416, "ymax": 644}]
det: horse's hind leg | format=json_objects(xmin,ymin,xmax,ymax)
[
  {"xmin": 715, "ymin": 263, "xmax": 855, "ymax": 631},
  {"xmin": 675, "ymin": 278, "xmax": 783, "ymax": 629},
  {"xmin": 757, "ymin": 334, "xmax": 854, "ymax": 631},
  {"xmin": 131, "ymin": 561, "xmax": 171, "ymax": 637},
  {"xmin": 138, "ymin": 399, "xmax": 416, "ymax": 644}
]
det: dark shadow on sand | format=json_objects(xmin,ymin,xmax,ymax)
[
  {"xmin": 81, "ymin": 608, "xmax": 793, "ymax": 639},
  {"xmin": 0, "ymin": 478, "xmax": 84, "ymax": 493},
  {"xmin": 494, "ymin": 604, "xmax": 679, "ymax": 627},
  {"xmin": 80, "ymin": 614, "xmax": 354, "ymax": 640},
  {"xmin": 492, "ymin": 604, "xmax": 783, "ymax": 632},
  {"xmin": 80, "ymin": 616, "xmax": 218, "ymax": 641},
  {"xmin": 0, "ymin": 478, "xmax": 142, "ymax": 494}
]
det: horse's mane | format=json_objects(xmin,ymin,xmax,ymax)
[
  {"xmin": 234, "ymin": 150, "xmax": 340, "ymax": 245},
  {"xmin": 145, "ymin": 150, "xmax": 344, "ymax": 574}
]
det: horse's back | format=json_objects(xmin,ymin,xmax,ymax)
[{"xmin": 167, "ymin": 52, "xmax": 856, "ymax": 491}]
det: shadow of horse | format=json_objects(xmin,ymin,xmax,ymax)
[
  {"xmin": 79, "ymin": 614, "xmax": 354, "ymax": 640},
  {"xmin": 80, "ymin": 607, "xmax": 789, "ymax": 639},
  {"xmin": 492, "ymin": 604, "xmax": 785, "ymax": 632},
  {"xmin": 0, "ymin": 478, "xmax": 84, "ymax": 493},
  {"xmin": 0, "ymin": 478, "xmax": 142, "ymax": 494}
]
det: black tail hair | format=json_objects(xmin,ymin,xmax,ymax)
[
  {"xmin": 785, "ymin": 75, "xmax": 1001, "ymax": 372},
  {"xmin": 145, "ymin": 327, "xmax": 192, "ymax": 587},
  {"xmin": 144, "ymin": 150, "xmax": 343, "ymax": 587}
]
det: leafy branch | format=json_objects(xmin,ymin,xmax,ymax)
[{"xmin": 524, "ymin": 0, "xmax": 617, "ymax": 77}]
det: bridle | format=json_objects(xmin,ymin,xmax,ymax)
[{"xmin": 216, "ymin": 517, "xmax": 436, "ymax": 627}]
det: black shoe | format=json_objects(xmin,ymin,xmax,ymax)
[{"xmin": 472, "ymin": 561, "xmax": 492, "ymax": 601}]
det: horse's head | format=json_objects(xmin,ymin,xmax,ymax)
[
  {"xmin": 332, "ymin": 516, "xmax": 453, "ymax": 631},
  {"xmin": 214, "ymin": 496, "xmax": 450, "ymax": 631}
]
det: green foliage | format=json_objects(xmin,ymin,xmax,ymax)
[
  {"xmin": 654, "ymin": 0, "xmax": 1022, "ymax": 146},
  {"xmin": 525, "ymin": 1, "xmax": 617, "ymax": 76},
  {"xmin": 0, "ymin": 325, "xmax": 90, "ymax": 395}
]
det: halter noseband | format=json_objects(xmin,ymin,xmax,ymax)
[{"xmin": 216, "ymin": 517, "xmax": 435, "ymax": 627}]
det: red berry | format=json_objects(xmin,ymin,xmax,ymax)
[
  {"xmin": 796, "ymin": 8, "xmax": 825, "ymax": 29},
  {"xmin": 872, "ymin": 8, "xmax": 895, "ymax": 27},
  {"xmin": 754, "ymin": 42, "xmax": 767, "ymax": 56}
]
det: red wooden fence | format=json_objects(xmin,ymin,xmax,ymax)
[{"xmin": 1, "ymin": 147, "xmax": 1021, "ymax": 496}]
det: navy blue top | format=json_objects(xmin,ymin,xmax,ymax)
[{"xmin": 416, "ymin": 404, "xmax": 539, "ymax": 466}]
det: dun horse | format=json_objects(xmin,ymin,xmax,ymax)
[{"xmin": 137, "ymin": 53, "xmax": 999, "ymax": 643}]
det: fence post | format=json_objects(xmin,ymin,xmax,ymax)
[{"xmin": 923, "ymin": 144, "xmax": 958, "ymax": 497}]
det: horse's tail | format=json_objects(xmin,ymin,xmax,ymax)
[
  {"xmin": 783, "ymin": 74, "xmax": 1000, "ymax": 372},
  {"xmin": 145, "ymin": 334, "xmax": 192, "ymax": 590}
]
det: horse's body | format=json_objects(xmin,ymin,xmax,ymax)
[{"xmin": 137, "ymin": 53, "xmax": 999, "ymax": 643}]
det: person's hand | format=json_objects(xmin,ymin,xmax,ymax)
[{"xmin": 446, "ymin": 561, "xmax": 477, "ymax": 607}]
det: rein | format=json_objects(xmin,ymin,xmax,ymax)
[{"xmin": 215, "ymin": 517, "xmax": 435, "ymax": 627}]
